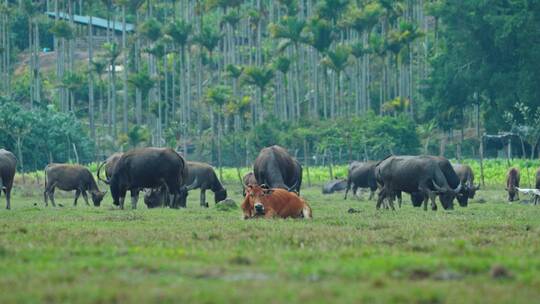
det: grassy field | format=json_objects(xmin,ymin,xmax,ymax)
[{"xmin": 1, "ymin": 181, "xmax": 540, "ymax": 303}]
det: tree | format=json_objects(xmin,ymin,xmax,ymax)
[
  {"xmin": 103, "ymin": 42, "xmax": 121, "ymax": 139},
  {"xmin": 241, "ymin": 65, "xmax": 275, "ymax": 121},
  {"xmin": 322, "ymin": 44, "xmax": 351, "ymax": 117},
  {"xmin": 205, "ymin": 85, "xmax": 232, "ymax": 180}
]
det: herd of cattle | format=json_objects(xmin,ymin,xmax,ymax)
[{"xmin": 0, "ymin": 145, "xmax": 536, "ymax": 218}]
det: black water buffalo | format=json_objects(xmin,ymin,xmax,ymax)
[
  {"xmin": 344, "ymin": 161, "xmax": 377, "ymax": 200},
  {"xmin": 109, "ymin": 147, "xmax": 188, "ymax": 209},
  {"xmin": 0, "ymin": 149, "xmax": 16, "ymax": 209},
  {"xmin": 453, "ymin": 164, "xmax": 480, "ymax": 200},
  {"xmin": 44, "ymin": 164, "xmax": 107, "ymax": 207},
  {"xmin": 253, "ymin": 145, "xmax": 302, "ymax": 194},
  {"xmin": 376, "ymin": 155, "xmax": 462, "ymax": 210},
  {"xmin": 322, "ymin": 179, "xmax": 348, "ymax": 194},
  {"xmin": 506, "ymin": 167, "xmax": 520, "ymax": 202},
  {"xmin": 242, "ymin": 172, "xmax": 257, "ymax": 196},
  {"xmin": 185, "ymin": 161, "xmax": 227, "ymax": 207},
  {"xmin": 392, "ymin": 157, "xmax": 465, "ymax": 208},
  {"xmin": 98, "ymin": 152, "xmax": 147, "ymax": 206},
  {"xmin": 143, "ymin": 161, "xmax": 226, "ymax": 208}
]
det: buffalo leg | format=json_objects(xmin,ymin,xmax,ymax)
[
  {"xmin": 73, "ymin": 190, "xmax": 81, "ymax": 206},
  {"xmin": 131, "ymin": 191, "xmax": 139, "ymax": 209},
  {"xmin": 428, "ymin": 192, "xmax": 438, "ymax": 211},
  {"xmin": 49, "ymin": 188, "xmax": 57, "ymax": 207},
  {"xmin": 43, "ymin": 189, "xmax": 49, "ymax": 207},
  {"xmin": 44, "ymin": 183, "xmax": 57, "ymax": 207},
  {"xmin": 376, "ymin": 188, "xmax": 386, "ymax": 209},
  {"xmin": 344, "ymin": 184, "xmax": 350, "ymax": 200},
  {"xmin": 353, "ymin": 186, "xmax": 360, "ymax": 200},
  {"xmin": 4, "ymin": 188, "xmax": 10, "ymax": 210},
  {"xmin": 368, "ymin": 190, "xmax": 375, "ymax": 201},
  {"xmin": 418, "ymin": 183, "xmax": 432, "ymax": 211},
  {"xmin": 81, "ymin": 191, "xmax": 90, "ymax": 206},
  {"xmin": 387, "ymin": 192, "xmax": 396, "ymax": 211},
  {"xmin": 200, "ymin": 189, "xmax": 208, "ymax": 208},
  {"xmin": 396, "ymin": 191, "xmax": 402, "ymax": 208}
]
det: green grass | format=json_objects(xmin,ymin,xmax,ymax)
[{"xmin": 1, "ymin": 183, "xmax": 540, "ymax": 303}]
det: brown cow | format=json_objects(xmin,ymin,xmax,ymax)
[
  {"xmin": 241, "ymin": 184, "xmax": 312, "ymax": 220},
  {"xmin": 506, "ymin": 167, "xmax": 520, "ymax": 202}
]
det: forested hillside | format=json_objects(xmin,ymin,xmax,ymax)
[{"xmin": 0, "ymin": 0, "xmax": 539, "ymax": 171}]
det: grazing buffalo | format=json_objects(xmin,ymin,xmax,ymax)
[
  {"xmin": 453, "ymin": 164, "xmax": 480, "ymax": 200},
  {"xmin": 44, "ymin": 164, "xmax": 107, "ymax": 207},
  {"xmin": 0, "ymin": 149, "xmax": 16, "ymax": 209},
  {"xmin": 393, "ymin": 156, "xmax": 467, "ymax": 208},
  {"xmin": 253, "ymin": 145, "xmax": 302, "ymax": 194},
  {"xmin": 241, "ymin": 184, "xmax": 312, "ymax": 219},
  {"xmin": 109, "ymin": 147, "xmax": 188, "ymax": 209},
  {"xmin": 185, "ymin": 161, "xmax": 227, "ymax": 207},
  {"xmin": 142, "ymin": 161, "xmax": 226, "ymax": 208},
  {"xmin": 376, "ymin": 155, "xmax": 462, "ymax": 210},
  {"xmin": 98, "ymin": 152, "xmax": 147, "ymax": 206},
  {"xmin": 506, "ymin": 167, "xmax": 520, "ymax": 202},
  {"xmin": 322, "ymin": 179, "xmax": 347, "ymax": 194},
  {"xmin": 344, "ymin": 161, "xmax": 377, "ymax": 200}
]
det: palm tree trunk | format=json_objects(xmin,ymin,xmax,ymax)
[
  {"xmin": 88, "ymin": 12, "xmax": 95, "ymax": 141},
  {"xmin": 122, "ymin": 5, "xmax": 128, "ymax": 134}
]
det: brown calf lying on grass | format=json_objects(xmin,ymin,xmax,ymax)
[{"xmin": 241, "ymin": 184, "xmax": 312, "ymax": 219}]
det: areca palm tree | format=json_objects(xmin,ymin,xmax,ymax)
[
  {"xmin": 304, "ymin": 17, "xmax": 334, "ymax": 118},
  {"xmin": 195, "ymin": 24, "xmax": 221, "ymax": 64},
  {"xmin": 165, "ymin": 19, "xmax": 192, "ymax": 126},
  {"xmin": 104, "ymin": 42, "xmax": 121, "ymax": 138},
  {"xmin": 273, "ymin": 56, "xmax": 291, "ymax": 120},
  {"xmin": 241, "ymin": 65, "xmax": 275, "ymax": 122},
  {"xmin": 269, "ymin": 16, "xmax": 305, "ymax": 119},
  {"xmin": 322, "ymin": 44, "xmax": 351, "ymax": 117},
  {"xmin": 50, "ymin": 20, "xmax": 74, "ymax": 112},
  {"xmin": 91, "ymin": 59, "xmax": 107, "ymax": 130},
  {"xmin": 22, "ymin": 0, "xmax": 43, "ymax": 108},
  {"xmin": 205, "ymin": 85, "xmax": 232, "ymax": 181}
]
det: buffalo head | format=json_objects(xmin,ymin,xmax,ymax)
[
  {"xmin": 215, "ymin": 188, "xmax": 228, "ymax": 204},
  {"xmin": 91, "ymin": 190, "xmax": 107, "ymax": 207}
]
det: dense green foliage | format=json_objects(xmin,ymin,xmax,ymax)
[
  {"xmin": 0, "ymin": 99, "xmax": 94, "ymax": 171},
  {"xmin": 0, "ymin": 0, "xmax": 538, "ymax": 168}
]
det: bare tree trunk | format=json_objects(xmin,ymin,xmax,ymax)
[
  {"xmin": 88, "ymin": 12, "xmax": 95, "ymax": 141},
  {"xmin": 122, "ymin": 5, "xmax": 128, "ymax": 134}
]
